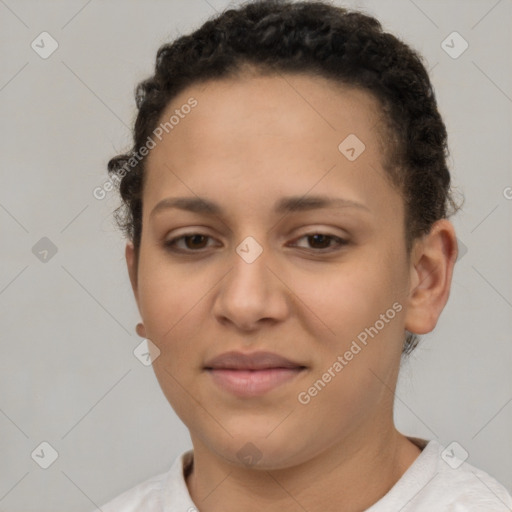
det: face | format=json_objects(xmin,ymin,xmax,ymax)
[{"xmin": 127, "ymin": 73, "xmax": 426, "ymax": 469}]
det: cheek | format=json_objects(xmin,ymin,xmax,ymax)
[
  {"xmin": 307, "ymin": 257, "xmax": 408, "ymax": 383},
  {"xmin": 295, "ymin": 271, "xmax": 405, "ymax": 431},
  {"xmin": 137, "ymin": 254, "xmax": 203, "ymax": 338},
  {"xmin": 313, "ymin": 260, "xmax": 400, "ymax": 335},
  {"xmin": 135, "ymin": 254, "xmax": 226, "ymax": 378},
  {"xmin": 297, "ymin": 349, "xmax": 397, "ymax": 441},
  {"xmin": 137, "ymin": 259, "xmax": 209, "ymax": 422}
]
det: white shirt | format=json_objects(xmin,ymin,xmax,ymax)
[{"xmin": 96, "ymin": 437, "xmax": 512, "ymax": 511}]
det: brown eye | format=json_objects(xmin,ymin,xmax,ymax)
[
  {"xmin": 292, "ymin": 233, "xmax": 348, "ymax": 251},
  {"xmin": 164, "ymin": 233, "xmax": 214, "ymax": 252},
  {"xmin": 307, "ymin": 234, "xmax": 332, "ymax": 249},
  {"xmin": 183, "ymin": 234, "xmax": 209, "ymax": 249}
]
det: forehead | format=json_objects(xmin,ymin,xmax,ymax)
[
  {"xmin": 143, "ymin": 73, "xmax": 400, "ymax": 221},
  {"xmin": 163, "ymin": 72, "xmax": 382, "ymax": 148}
]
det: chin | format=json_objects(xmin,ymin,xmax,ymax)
[{"xmin": 204, "ymin": 429, "xmax": 313, "ymax": 470}]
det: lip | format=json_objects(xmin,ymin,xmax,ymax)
[
  {"xmin": 204, "ymin": 350, "xmax": 305, "ymax": 370},
  {"xmin": 204, "ymin": 351, "xmax": 307, "ymax": 397}
]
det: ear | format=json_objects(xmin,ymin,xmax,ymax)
[
  {"xmin": 404, "ymin": 219, "xmax": 458, "ymax": 335},
  {"xmin": 125, "ymin": 241, "xmax": 139, "ymax": 306}
]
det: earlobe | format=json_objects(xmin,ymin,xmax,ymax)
[{"xmin": 404, "ymin": 220, "xmax": 458, "ymax": 335}]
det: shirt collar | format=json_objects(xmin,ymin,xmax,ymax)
[{"xmin": 161, "ymin": 449, "xmax": 198, "ymax": 510}]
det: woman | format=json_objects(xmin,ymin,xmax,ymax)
[{"xmin": 98, "ymin": 1, "xmax": 512, "ymax": 510}]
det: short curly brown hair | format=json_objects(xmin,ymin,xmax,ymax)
[{"xmin": 107, "ymin": 0, "xmax": 461, "ymax": 354}]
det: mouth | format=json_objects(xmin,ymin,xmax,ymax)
[
  {"xmin": 206, "ymin": 368, "xmax": 307, "ymax": 398},
  {"xmin": 204, "ymin": 351, "xmax": 307, "ymax": 397}
]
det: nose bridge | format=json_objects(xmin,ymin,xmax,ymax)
[
  {"xmin": 213, "ymin": 234, "xmax": 288, "ymax": 329},
  {"xmin": 228, "ymin": 234, "xmax": 271, "ymax": 302}
]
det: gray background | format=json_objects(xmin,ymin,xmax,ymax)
[{"xmin": 1, "ymin": 0, "xmax": 511, "ymax": 510}]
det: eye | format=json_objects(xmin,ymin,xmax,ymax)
[
  {"xmin": 291, "ymin": 233, "xmax": 348, "ymax": 251},
  {"xmin": 164, "ymin": 233, "xmax": 216, "ymax": 252},
  {"xmin": 163, "ymin": 232, "xmax": 348, "ymax": 254}
]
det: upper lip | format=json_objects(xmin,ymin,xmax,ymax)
[{"xmin": 204, "ymin": 351, "xmax": 306, "ymax": 370}]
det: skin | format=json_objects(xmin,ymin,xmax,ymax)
[{"xmin": 125, "ymin": 72, "xmax": 458, "ymax": 511}]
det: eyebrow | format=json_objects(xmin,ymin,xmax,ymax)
[{"xmin": 150, "ymin": 195, "xmax": 370, "ymax": 219}]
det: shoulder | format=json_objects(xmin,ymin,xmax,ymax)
[
  {"xmin": 94, "ymin": 450, "xmax": 195, "ymax": 512},
  {"xmin": 97, "ymin": 470, "xmax": 168, "ymax": 512},
  {"xmin": 432, "ymin": 452, "xmax": 512, "ymax": 510},
  {"xmin": 408, "ymin": 439, "xmax": 512, "ymax": 511},
  {"xmin": 368, "ymin": 438, "xmax": 512, "ymax": 512}
]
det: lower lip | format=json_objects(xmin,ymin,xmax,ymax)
[{"xmin": 206, "ymin": 368, "xmax": 305, "ymax": 397}]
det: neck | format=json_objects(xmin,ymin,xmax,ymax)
[{"xmin": 185, "ymin": 425, "xmax": 422, "ymax": 512}]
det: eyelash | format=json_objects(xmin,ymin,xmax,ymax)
[{"xmin": 163, "ymin": 232, "xmax": 348, "ymax": 254}]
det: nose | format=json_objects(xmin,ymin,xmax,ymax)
[{"xmin": 212, "ymin": 240, "xmax": 290, "ymax": 332}]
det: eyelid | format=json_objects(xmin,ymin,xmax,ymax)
[{"xmin": 164, "ymin": 231, "xmax": 219, "ymax": 252}]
